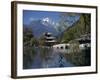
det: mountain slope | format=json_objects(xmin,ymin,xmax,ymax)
[
  {"xmin": 61, "ymin": 14, "xmax": 91, "ymax": 43},
  {"xmin": 24, "ymin": 20, "xmax": 58, "ymax": 39}
]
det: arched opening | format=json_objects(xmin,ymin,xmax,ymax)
[
  {"xmin": 57, "ymin": 47, "xmax": 59, "ymax": 49},
  {"xmin": 60, "ymin": 46, "xmax": 63, "ymax": 49},
  {"xmin": 65, "ymin": 45, "xmax": 69, "ymax": 49}
]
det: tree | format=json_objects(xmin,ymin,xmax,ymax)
[
  {"xmin": 82, "ymin": 14, "xmax": 91, "ymax": 33},
  {"xmin": 30, "ymin": 38, "xmax": 38, "ymax": 46},
  {"xmin": 23, "ymin": 27, "xmax": 35, "ymax": 46},
  {"xmin": 39, "ymin": 35, "xmax": 45, "ymax": 46}
]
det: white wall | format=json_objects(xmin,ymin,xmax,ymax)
[{"xmin": 0, "ymin": 0, "xmax": 100, "ymax": 80}]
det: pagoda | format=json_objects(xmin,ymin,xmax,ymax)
[{"xmin": 44, "ymin": 32, "xmax": 57, "ymax": 46}]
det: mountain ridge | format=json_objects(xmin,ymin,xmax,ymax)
[{"xmin": 23, "ymin": 19, "xmax": 58, "ymax": 39}]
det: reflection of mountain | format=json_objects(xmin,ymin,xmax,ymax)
[{"xmin": 24, "ymin": 20, "xmax": 58, "ymax": 39}]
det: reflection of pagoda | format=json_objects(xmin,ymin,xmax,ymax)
[{"xmin": 44, "ymin": 32, "xmax": 57, "ymax": 46}]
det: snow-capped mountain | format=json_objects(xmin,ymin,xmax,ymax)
[
  {"xmin": 41, "ymin": 17, "xmax": 56, "ymax": 27},
  {"xmin": 23, "ymin": 15, "xmax": 80, "ymax": 39},
  {"xmin": 24, "ymin": 18, "xmax": 58, "ymax": 39},
  {"xmin": 41, "ymin": 17, "xmax": 61, "ymax": 32}
]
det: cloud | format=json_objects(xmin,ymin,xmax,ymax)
[
  {"xmin": 42, "ymin": 17, "xmax": 50, "ymax": 23},
  {"xmin": 29, "ymin": 17, "xmax": 34, "ymax": 21}
]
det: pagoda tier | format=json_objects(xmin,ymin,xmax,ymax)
[{"xmin": 44, "ymin": 32, "xmax": 57, "ymax": 46}]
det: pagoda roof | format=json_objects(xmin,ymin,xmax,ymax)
[
  {"xmin": 45, "ymin": 36, "xmax": 55, "ymax": 39},
  {"xmin": 45, "ymin": 40, "xmax": 57, "ymax": 43}
]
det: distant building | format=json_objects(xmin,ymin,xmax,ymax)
[
  {"xmin": 44, "ymin": 32, "xmax": 57, "ymax": 46},
  {"xmin": 52, "ymin": 34, "xmax": 91, "ymax": 54},
  {"xmin": 70, "ymin": 34, "xmax": 91, "ymax": 50}
]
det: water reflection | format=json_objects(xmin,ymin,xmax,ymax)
[{"xmin": 23, "ymin": 46, "xmax": 74, "ymax": 69}]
